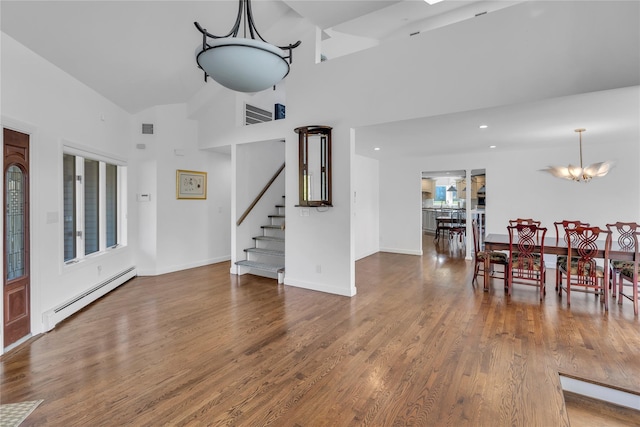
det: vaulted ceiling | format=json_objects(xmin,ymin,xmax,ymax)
[
  {"xmin": 1, "ymin": 1, "xmax": 638, "ymax": 159},
  {"xmin": 1, "ymin": 0, "xmax": 492, "ymax": 114}
]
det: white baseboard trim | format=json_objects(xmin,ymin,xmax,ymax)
[
  {"xmin": 379, "ymin": 247, "xmax": 422, "ymax": 256},
  {"xmin": 560, "ymin": 374, "xmax": 640, "ymax": 411},
  {"xmin": 283, "ymin": 277, "xmax": 356, "ymax": 297},
  {"xmin": 138, "ymin": 256, "xmax": 231, "ymax": 276},
  {"xmin": 356, "ymin": 248, "xmax": 380, "ymax": 261},
  {"xmin": 42, "ymin": 266, "xmax": 136, "ymax": 331}
]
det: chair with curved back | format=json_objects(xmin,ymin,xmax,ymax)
[
  {"xmin": 508, "ymin": 219, "xmax": 544, "ymax": 278},
  {"xmin": 472, "ymin": 219, "xmax": 508, "ymax": 289},
  {"xmin": 508, "ymin": 218, "xmax": 543, "ymax": 246},
  {"xmin": 554, "ymin": 220, "xmax": 590, "ymax": 291},
  {"xmin": 509, "ymin": 218, "xmax": 541, "ymax": 227},
  {"xmin": 507, "ymin": 223, "xmax": 547, "ymax": 300},
  {"xmin": 558, "ymin": 226, "xmax": 611, "ymax": 311},
  {"xmin": 607, "ymin": 223, "xmax": 639, "ymax": 314}
]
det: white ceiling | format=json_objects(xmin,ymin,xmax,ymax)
[
  {"xmin": 355, "ymin": 87, "xmax": 640, "ymax": 159},
  {"xmin": 1, "ymin": 0, "xmax": 481, "ymax": 114},
  {"xmin": 1, "ymin": 1, "xmax": 638, "ymax": 159}
]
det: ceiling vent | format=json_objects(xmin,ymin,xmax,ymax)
[
  {"xmin": 142, "ymin": 123, "xmax": 154, "ymax": 134},
  {"xmin": 245, "ymin": 104, "xmax": 272, "ymax": 126}
]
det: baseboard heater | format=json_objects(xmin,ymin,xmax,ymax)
[{"xmin": 43, "ymin": 266, "xmax": 137, "ymax": 331}]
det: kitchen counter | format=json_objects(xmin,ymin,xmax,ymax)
[
  {"xmin": 422, "ymin": 207, "xmax": 466, "ymax": 211},
  {"xmin": 422, "ymin": 207, "xmax": 466, "ymax": 233}
]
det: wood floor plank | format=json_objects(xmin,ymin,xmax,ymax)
[{"xmin": 2, "ymin": 236, "xmax": 640, "ymax": 426}]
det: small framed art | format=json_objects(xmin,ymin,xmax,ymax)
[{"xmin": 176, "ymin": 169, "xmax": 207, "ymax": 200}]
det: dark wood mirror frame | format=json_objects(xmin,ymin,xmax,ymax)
[{"xmin": 295, "ymin": 125, "xmax": 332, "ymax": 207}]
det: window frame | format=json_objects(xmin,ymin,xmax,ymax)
[{"xmin": 62, "ymin": 144, "xmax": 127, "ymax": 265}]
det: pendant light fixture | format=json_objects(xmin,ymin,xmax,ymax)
[
  {"xmin": 542, "ymin": 129, "xmax": 613, "ymax": 182},
  {"xmin": 194, "ymin": 0, "xmax": 301, "ymax": 93}
]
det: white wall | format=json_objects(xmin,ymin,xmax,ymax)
[
  {"xmin": 1, "ymin": 33, "xmax": 136, "ymax": 341},
  {"xmin": 133, "ymin": 104, "xmax": 231, "ymax": 276},
  {"xmin": 378, "ymin": 133, "xmax": 640, "ymax": 256},
  {"xmin": 354, "ymin": 154, "xmax": 380, "ymax": 260},
  {"xmin": 1, "ymin": 34, "xmax": 234, "ymax": 350}
]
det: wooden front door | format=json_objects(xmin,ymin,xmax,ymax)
[{"xmin": 3, "ymin": 128, "xmax": 30, "ymax": 348}]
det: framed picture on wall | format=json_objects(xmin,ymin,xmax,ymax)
[{"xmin": 176, "ymin": 169, "xmax": 207, "ymax": 200}]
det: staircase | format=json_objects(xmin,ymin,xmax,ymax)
[{"xmin": 235, "ymin": 198, "xmax": 285, "ymax": 283}]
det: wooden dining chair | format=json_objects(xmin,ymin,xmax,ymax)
[
  {"xmin": 554, "ymin": 220, "xmax": 590, "ymax": 291},
  {"xmin": 434, "ymin": 208, "xmax": 452, "ymax": 242},
  {"xmin": 605, "ymin": 222, "xmax": 638, "ymax": 300},
  {"xmin": 472, "ymin": 220, "xmax": 508, "ymax": 288},
  {"xmin": 449, "ymin": 209, "xmax": 466, "ymax": 246},
  {"xmin": 507, "ymin": 223, "xmax": 547, "ymax": 300},
  {"xmin": 509, "ymin": 218, "xmax": 541, "ymax": 227},
  {"xmin": 558, "ymin": 226, "xmax": 611, "ymax": 311},
  {"xmin": 607, "ymin": 224, "xmax": 639, "ymax": 315},
  {"xmin": 508, "ymin": 219, "xmax": 544, "ymax": 281}
]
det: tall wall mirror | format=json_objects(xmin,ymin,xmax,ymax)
[{"xmin": 295, "ymin": 125, "xmax": 332, "ymax": 207}]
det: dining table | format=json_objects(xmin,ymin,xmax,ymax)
[
  {"xmin": 482, "ymin": 233, "xmax": 635, "ymax": 292},
  {"xmin": 434, "ymin": 217, "xmax": 466, "ymax": 241}
]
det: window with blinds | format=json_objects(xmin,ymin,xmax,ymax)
[{"xmin": 63, "ymin": 150, "xmax": 125, "ymax": 263}]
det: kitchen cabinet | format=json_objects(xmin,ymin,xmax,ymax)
[
  {"xmin": 456, "ymin": 179, "xmax": 466, "ymax": 198},
  {"xmin": 457, "ymin": 176, "xmax": 486, "ymax": 199},
  {"xmin": 422, "ymin": 209, "xmax": 438, "ymax": 233},
  {"xmin": 421, "ymin": 178, "xmax": 435, "ymax": 195},
  {"xmin": 474, "ymin": 175, "xmax": 486, "ymax": 205}
]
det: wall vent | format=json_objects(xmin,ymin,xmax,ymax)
[
  {"xmin": 142, "ymin": 123, "xmax": 154, "ymax": 134},
  {"xmin": 245, "ymin": 104, "xmax": 272, "ymax": 125}
]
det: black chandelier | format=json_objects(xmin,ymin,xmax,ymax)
[{"xmin": 194, "ymin": 0, "xmax": 301, "ymax": 92}]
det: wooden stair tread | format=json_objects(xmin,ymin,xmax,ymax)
[{"xmin": 261, "ymin": 224, "xmax": 284, "ymax": 229}]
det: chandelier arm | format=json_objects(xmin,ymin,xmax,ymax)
[
  {"xmin": 244, "ymin": 0, "xmax": 301, "ymax": 59},
  {"xmin": 194, "ymin": 0, "xmax": 302, "ymax": 90},
  {"xmin": 245, "ymin": 0, "xmax": 257, "ymax": 40},
  {"xmin": 194, "ymin": 0, "xmax": 243, "ymax": 40},
  {"xmin": 234, "ymin": 0, "xmax": 244, "ymax": 38},
  {"xmin": 245, "ymin": 0, "xmax": 265, "ymax": 42}
]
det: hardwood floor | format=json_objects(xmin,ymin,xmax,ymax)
[{"xmin": 2, "ymin": 236, "xmax": 639, "ymax": 426}]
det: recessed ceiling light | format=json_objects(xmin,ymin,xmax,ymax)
[
  {"xmin": 479, "ymin": 124, "xmax": 488, "ymax": 129},
  {"xmin": 424, "ymin": 0, "xmax": 444, "ymax": 4},
  {"xmin": 374, "ymin": 147, "xmax": 380, "ymax": 151},
  {"xmin": 489, "ymin": 145, "xmax": 496, "ymax": 149}
]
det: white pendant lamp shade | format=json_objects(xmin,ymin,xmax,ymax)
[
  {"xmin": 196, "ymin": 38, "xmax": 289, "ymax": 92},
  {"xmin": 194, "ymin": 0, "xmax": 300, "ymax": 93}
]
